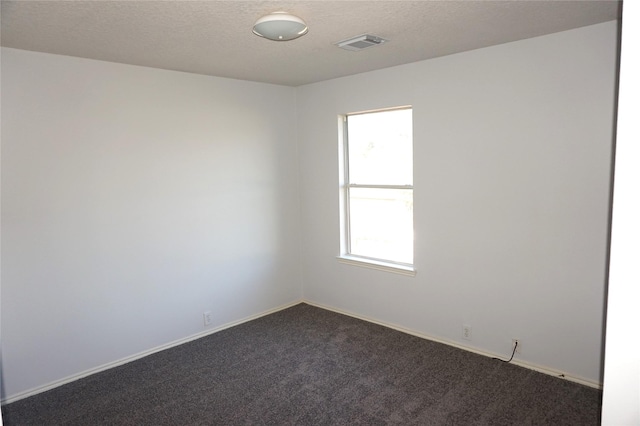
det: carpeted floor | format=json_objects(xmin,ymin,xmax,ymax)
[{"xmin": 1, "ymin": 303, "xmax": 602, "ymax": 425}]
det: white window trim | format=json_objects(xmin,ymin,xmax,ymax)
[
  {"xmin": 338, "ymin": 107, "xmax": 415, "ymax": 274},
  {"xmin": 337, "ymin": 254, "xmax": 416, "ymax": 276}
]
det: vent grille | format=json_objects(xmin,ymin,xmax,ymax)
[{"xmin": 335, "ymin": 34, "xmax": 388, "ymax": 51}]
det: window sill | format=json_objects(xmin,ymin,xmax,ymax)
[{"xmin": 337, "ymin": 255, "xmax": 416, "ymax": 277}]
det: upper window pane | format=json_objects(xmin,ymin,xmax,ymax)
[{"xmin": 347, "ymin": 108, "xmax": 413, "ymax": 185}]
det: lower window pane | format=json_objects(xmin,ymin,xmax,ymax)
[{"xmin": 349, "ymin": 188, "xmax": 413, "ymax": 264}]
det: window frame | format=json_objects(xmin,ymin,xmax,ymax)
[{"xmin": 338, "ymin": 106, "xmax": 416, "ymax": 276}]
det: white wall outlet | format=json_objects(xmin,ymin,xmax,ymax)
[
  {"xmin": 203, "ymin": 311, "xmax": 212, "ymax": 326},
  {"xmin": 462, "ymin": 324, "xmax": 472, "ymax": 340},
  {"xmin": 512, "ymin": 338, "xmax": 521, "ymax": 354}
]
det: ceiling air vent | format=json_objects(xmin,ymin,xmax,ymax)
[{"xmin": 335, "ymin": 34, "xmax": 388, "ymax": 51}]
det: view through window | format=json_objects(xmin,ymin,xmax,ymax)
[{"xmin": 342, "ymin": 107, "xmax": 413, "ymax": 266}]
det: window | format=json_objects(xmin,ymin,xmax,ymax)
[{"xmin": 339, "ymin": 107, "xmax": 414, "ymax": 274}]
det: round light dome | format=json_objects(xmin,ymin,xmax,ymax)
[{"xmin": 253, "ymin": 12, "xmax": 308, "ymax": 41}]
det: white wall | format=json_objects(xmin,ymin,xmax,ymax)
[
  {"xmin": 0, "ymin": 29, "xmax": 4, "ymax": 425},
  {"xmin": 297, "ymin": 21, "xmax": 619, "ymax": 385},
  {"xmin": 0, "ymin": 48, "xmax": 302, "ymax": 400}
]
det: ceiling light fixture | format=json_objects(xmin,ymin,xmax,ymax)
[{"xmin": 253, "ymin": 12, "xmax": 308, "ymax": 41}]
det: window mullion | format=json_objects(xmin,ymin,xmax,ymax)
[{"xmin": 348, "ymin": 184, "xmax": 413, "ymax": 190}]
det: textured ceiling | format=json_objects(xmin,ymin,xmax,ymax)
[{"xmin": 1, "ymin": 1, "xmax": 621, "ymax": 87}]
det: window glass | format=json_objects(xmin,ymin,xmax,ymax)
[
  {"xmin": 347, "ymin": 109, "xmax": 413, "ymax": 185},
  {"xmin": 349, "ymin": 187, "xmax": 413, "ymax": 264}
]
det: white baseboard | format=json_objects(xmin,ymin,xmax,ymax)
[
  {"xmin": 1, "ymin": 299, "xmax": 303, "ymax": 405},
  {"xmin": 2, "ymin": 297, "xmax": 600, "ymax": 404},
  {"xmin": 303, "ymin": 299, "xmax": 603, "ymax": 390}
]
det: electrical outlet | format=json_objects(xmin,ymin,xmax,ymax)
[
  {"xmin": 512, "ymin": 339, "xmax": 521, "ymax": 354},
  {"xmin": 462, "ymin": 325, "xmax": 472, "ymax": 341},
  {"xmin": 203, "ymin": 311, "xmax": 212, "ymax": 327}
]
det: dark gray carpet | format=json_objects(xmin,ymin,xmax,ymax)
[{"xmin": 2, "ymin": 303, "xmax": 602, "ymax": 425}]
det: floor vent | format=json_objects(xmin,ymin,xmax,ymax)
[{"xmin": 335, "ymin": 34, "xmax": 388, "ymax": 51}]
